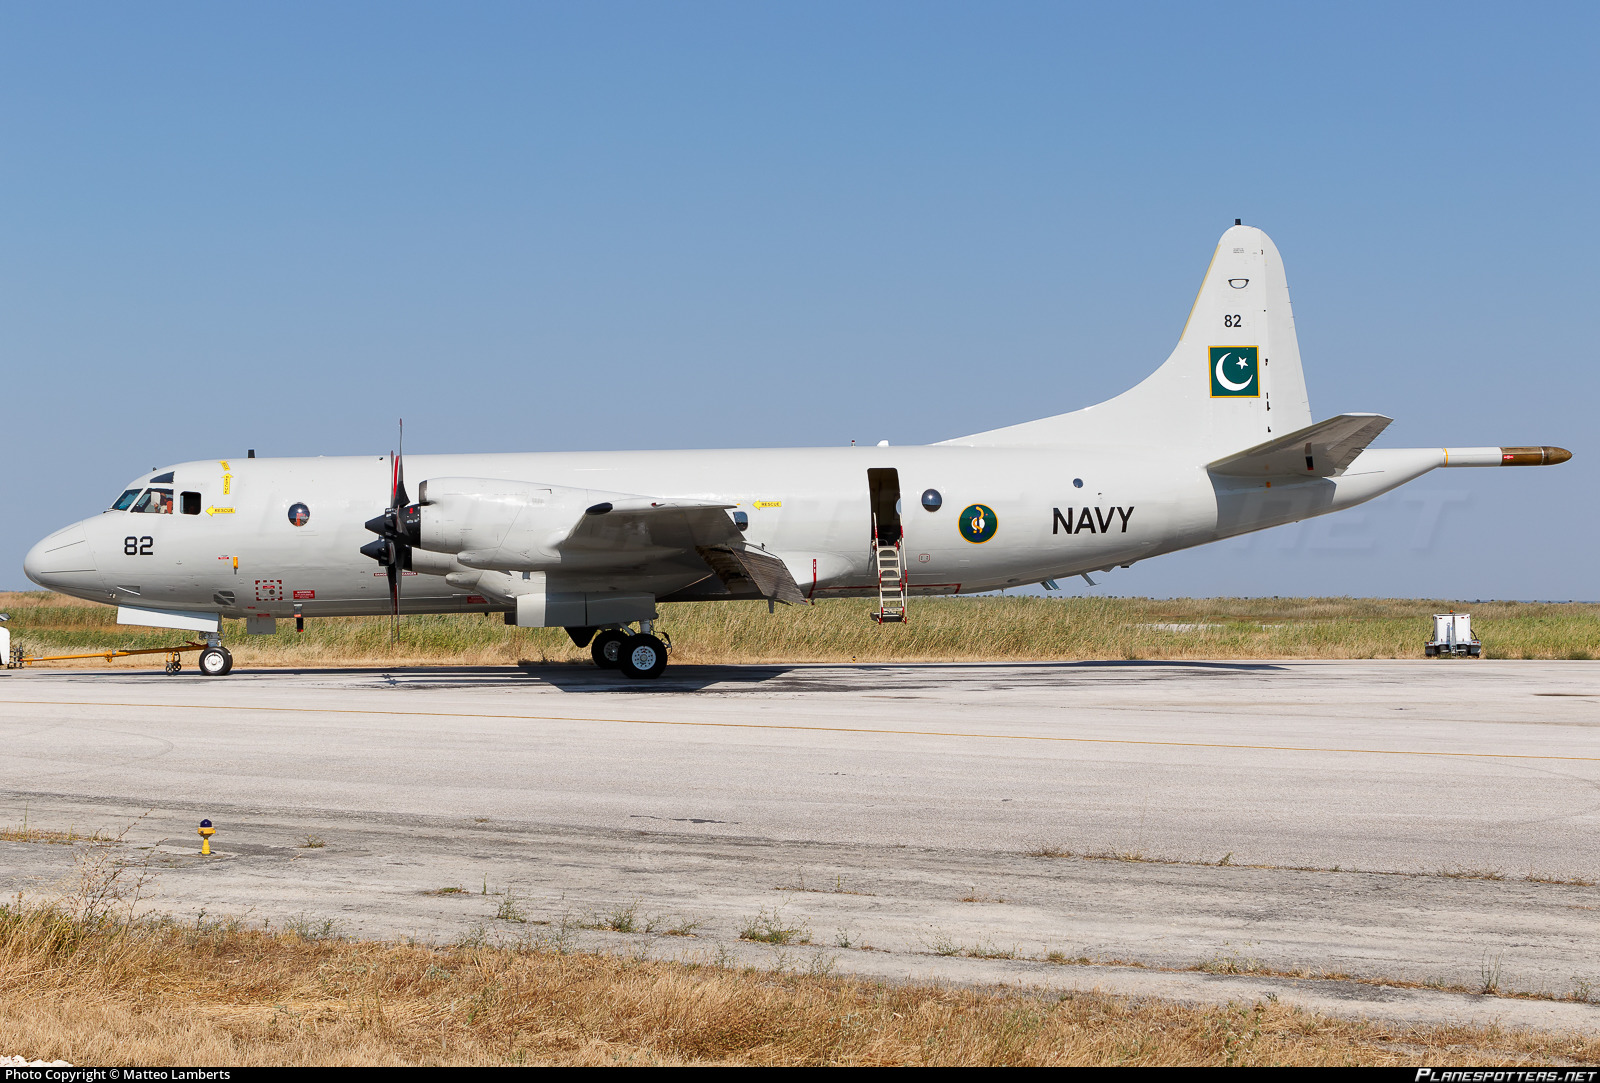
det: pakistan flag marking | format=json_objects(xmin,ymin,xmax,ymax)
[{"xmin": 1209, "ymin": 346, "xmax": 1260, "ymax": 397}]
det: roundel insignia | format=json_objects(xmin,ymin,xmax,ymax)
[
  {"xmin": 958, "ymin": 504, "xmax": 997, "ymax": 544},
  {"xmin": 288, "ymin": 502, "xmax": 311, "ymax": 527}
]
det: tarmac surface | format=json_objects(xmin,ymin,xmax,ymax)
[{"xmin": 3, "ymin": 659, "xmax": 1598, "ymax": 1032}]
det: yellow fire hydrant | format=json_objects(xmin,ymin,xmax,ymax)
[{"xmin": 198, "ymin": 818, "xmax": 215, "ymax": 855}]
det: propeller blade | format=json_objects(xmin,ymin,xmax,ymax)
[
  {"xmin": 368, "ymin": 421, "xmax": 410, "ymax": 643},
  {"xmin": 387, "ymin": 558, "xmax": 400, "ymax": 642},
  {"xmin": 393, "ymin": 419, "xmax": 408, "ymax": 509}
]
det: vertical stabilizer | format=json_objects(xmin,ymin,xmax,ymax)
[{"xmin": 944, "ymin": 225, "xmax": 1313, "ymax": 456}]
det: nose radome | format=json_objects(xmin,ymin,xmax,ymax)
[{"xmin": 23, "ymin": 525, "xmax": 96, "ymax": 589}]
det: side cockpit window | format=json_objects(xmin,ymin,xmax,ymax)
[
  {"xmin": 132, "ymin": 488, "xmax": 174, "ymax": 514},
  {"xmin": 110, "ymin": 489, "xmax": 141, "ymax": 511},
  {"xmin": 182, "ymin": 492, "xmax": 201, "ymax": 515}
]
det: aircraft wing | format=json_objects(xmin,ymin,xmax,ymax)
[
  {"xmin": 1207, "ymin": 413, "xmax": 1393, "ymax": 478},
  {"xmin": 417, "ymin": 478, "xmax": 809, "ymax": 604},
  {"xmin": 563, "ymin": 501, "xmax": 807, "ymax": 604},
  {"xmin": 559, "ymin": 497, "xmax": 743, "ymax": 553}
]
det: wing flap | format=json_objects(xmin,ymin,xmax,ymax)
[
  {"xmin": 1207, "ymin": 413, "xmax": 1393, "ymax": 478},
  {"xmin": 696, "ymin": 545, "xmax": 809, "ymax": 605}
]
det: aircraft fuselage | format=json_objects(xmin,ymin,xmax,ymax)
[{"xmin": 31, "ymin": 445, "xmax": 1234, "ymax": 617}]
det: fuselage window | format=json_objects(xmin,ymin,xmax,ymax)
[
  {"xmin": 181, "ymin": 492, "xmax": 202, "ymax": 515},
  {"xmin": 110, "ymin": 489, "xmax": 141, "ymax": 511},
  {"xmin": 132, "ymin": 488, "xmax": 174, "ymax": 514}
]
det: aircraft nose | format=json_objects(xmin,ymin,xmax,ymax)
[{"xmin": 23, "ymin": 525, "xmax": 98, "ymax": 591}]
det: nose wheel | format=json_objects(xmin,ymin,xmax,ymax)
[{"xmin": 198, "ymin": 646, "xmax": 234, "ymax": 676}]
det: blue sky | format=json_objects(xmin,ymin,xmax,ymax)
[{"xmin": 3, "ymin": 2, "xmax": 1595, "ymax": 598}]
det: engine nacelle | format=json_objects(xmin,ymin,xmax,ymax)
[
  {"xmin": 409, "ymin": 477, "xmax": 587, "ymax": 569},
  {"xmin": 408, "ymin": 477, "xmax": 689, "ymax": 572}
]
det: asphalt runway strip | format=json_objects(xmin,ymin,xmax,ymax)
[{"xmin": 9, "ymin": 698, "xmax": 1599, "ymax": 763}]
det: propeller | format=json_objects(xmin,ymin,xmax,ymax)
[{"xmin": 359, "ymin": 421, "xmax": 420, "ymax": 640}]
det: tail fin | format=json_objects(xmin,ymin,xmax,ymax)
[{"xmin": 943, "ymin": 224, "xmax": 1313, "ymax": 456}]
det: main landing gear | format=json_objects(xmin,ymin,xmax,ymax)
[{"xmin": 589, "ymin": 622, "xmax": 671, "ymax": 680}]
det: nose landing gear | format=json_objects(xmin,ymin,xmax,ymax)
[{"xmin": 197, "ymin": 645, "xmax": 234, "ymax": 676}]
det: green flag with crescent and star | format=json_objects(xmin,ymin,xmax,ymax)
[{"xmin": 1209, "ymin": 346, "xmax": 1259, "ymax": 397}]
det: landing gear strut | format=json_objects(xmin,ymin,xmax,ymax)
[{"xmin": 590, "ymin": 622, "xmax": 670, "ymax": 679}]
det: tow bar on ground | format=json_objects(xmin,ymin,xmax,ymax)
[{"xmin": 6, "ymin": 641, "xmax": 209, "ymax": 674}]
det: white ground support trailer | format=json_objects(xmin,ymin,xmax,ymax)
[{"xmin": 1426, "ymin": 612, "xmax": 1482, "ymax": 657}]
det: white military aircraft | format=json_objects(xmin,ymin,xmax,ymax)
[{"xmin": 23, "ymin": 223, "xmax": 1570, "ymax": 678}]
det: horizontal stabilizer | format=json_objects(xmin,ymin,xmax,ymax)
[{"xmin": 1208, "ymin": 413, "xmax": 1392, "ymax": 478}]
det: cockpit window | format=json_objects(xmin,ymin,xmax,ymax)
[
  {"xmin": 131, "ymin": 488, "xmax": 174, "ymax": 514},
  {"xmin": 111, "ymin": 489, "xmax": 142, "ymax": 511}
]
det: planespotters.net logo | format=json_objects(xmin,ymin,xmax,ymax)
[
  {"xmin": 1209, "ymin": 345, "xmax": 1259, "ymax": 397},
  {"xmin": 1412, "ymin": 1072, "xmax": 1597, "ymax": 1082}
]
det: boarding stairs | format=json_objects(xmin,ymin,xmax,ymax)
[{"xmin": 870, "ymin": 518, "xmax": 906, "ymax": 624}]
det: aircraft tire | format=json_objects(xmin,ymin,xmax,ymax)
[
  {"xmin": 591, "ymin": 629, "xmax": 628, "ymax": 669},
  {"xmin": 618, "ymin": 634, "xmax": 668, "ymax": 680},
  {"xmin": 199, "ymin": 646, "xmax": 233, "ymax": 677}
]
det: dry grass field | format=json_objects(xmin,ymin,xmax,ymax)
[
  {"xmin": 3, "ymin": 887, "xmax": 1597, "ymax": 1067},
  {"xmin": 1, "ymin": 590, "xmax": 1595, "ymax": 669}
]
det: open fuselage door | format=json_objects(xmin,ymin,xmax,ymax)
[{"xmin": 867, "ymin": 468, "xmax": 905, "ymax": 623}]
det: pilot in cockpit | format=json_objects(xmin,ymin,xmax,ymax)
[{"xmin": 130, "ymin": 488, "xmax": 174, "ymax": 514}]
